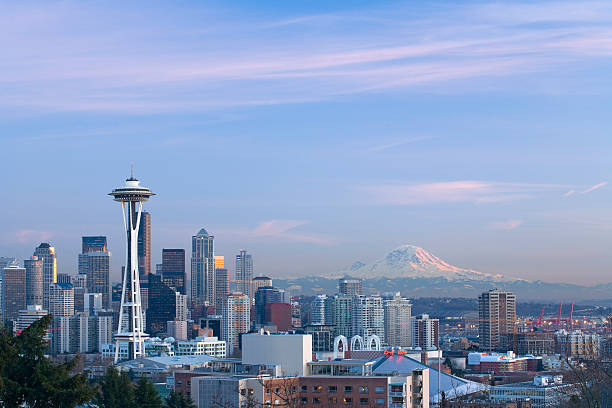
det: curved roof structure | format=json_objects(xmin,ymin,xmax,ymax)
[{"xmin": 197, "ymin": 228, "xmax": 209, "ymax": 236}]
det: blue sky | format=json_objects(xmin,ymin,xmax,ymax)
[{"xmin": 1, "ymin": 0, "xmax": 611, "ymax": 284}]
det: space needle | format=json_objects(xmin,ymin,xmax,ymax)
[{"xmin": 109, "ymin": 167, "xmax": 155, "ymax": 362}]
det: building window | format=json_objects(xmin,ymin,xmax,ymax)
[
  {"xmin": 240, "ymin": 389, "xmax": 246, "ymax": 396},
  {"xmin": 344, "ymin": 386, "xmax": 353, "ymax": 393},
  {"xmin": 329, "ymin": 396, "xmax": 338, "ymax": 404},
  {"xmin": 375, "ymin": 386, "xmax": 385, "ymax": 394},
  {"xmin": 359, "ymin": 386, "xmax": 368, "ymax": 394},
  {"xmin": 266, "ymin": 388, "xmax": 271, "ymax": 395},
  {"xmin": 390, "ymin": 385, "xmax": 403, "ymax": 393},
  {"xmin": 328, "ymin": 385, "xmax": 337, "ymax": 393},
  {"xmin": 301, "ymin": 397, "xmax": 308, "ymax": 405},
  {"xmin": 301, "ymin": 386, "xmax": 308, "ymax": 393},
  {"xmin": 360, "ymin": 398, "xmax": 369, "ymax": 405},
  {"xmin": 313, "ymin": 385, "xmax": 323, "ymax": 393},
  {"xmin": 344, "ymin": 397, "xmax": 353, "ymax": 404},
  {"xmin": 375, "ymin": 398, "xmax": 385, "ymax": 405},
  {"xmin": 313, "ymin": 397, "xmax": 321, "ymax": 404}
]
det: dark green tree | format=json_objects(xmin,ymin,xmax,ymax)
[
  {"xmin": 135, "ymin": 376, "xmax": 163, "ymax": 408},
  {"xmin": 95, "ymin": 366, "xmax": 136, "ymax": 408},
  {"xmin": 164, "ymin": 390, "xmax": 197, "ymax": 408},
  {"xmin": 0, "ymin": 314, "xmax": 96, "ymax": 408}
]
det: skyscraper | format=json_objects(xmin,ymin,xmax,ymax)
[
  {"xmin": 191, "ymin": 228, "xmax": 214, "ymax": 305},
  {"xmin": 49, "ymin": 283, "xmax": 74, "ymax": 317},
  {"xmin": 252, "ymin": 276, "xmax": 272, "ymax": 296},
  {"xmin": 138, "ymin": 211, "xmax": 151, "ymax": 276},
  {"xmin": 384, "ymin": 294, "xmax": 412, "ymax": 347},
  {"xmin": 79, "ymin": 236, "xmax": 111, "ymax": 308},
  {"xmin": 254, "ymin": 286, "xmax": 285, "ymax": 326},
  {"xmin": 214, "ymin": 268, "xmax": 229, "ymax": 310},
  {"xmin": 109, "ymin": 170, "xmax": 154, "ymax": 362},
  {"xmin": 161, "ymin": 248, "xmax": 186, "ymax": 295},
  {"xmin": 478, "ymin": 289, "xmax": 516, "ymax": 352},
  {"xmin": 33, "ymin": 243, "xmax": 57, "ymax": 311},
  {"xmin": 24, "ymin": 256, "xmax": 43, "ymax": 307},
  {"xmin": 411, "ymin": 314, "xmax": 439, "ymax": 349},
  {"xmin": 331, "ymin": 295, "xmax": 353, "ymax": 339},
  {"xmin": 338, "ymin": 277, "xmax": 362, "ymax": 296},
  {"xmin": 2, "ymin": 264, "xmax": 26, "ymax": 322},
  {"xmin": 352, "ymin": 295, "xmax": 384, "ymax": 340},
  {"xmin": 147, "ymin": 274, "xmax": 186, "ymax": 336},
  {"xmin": 222, "ymin": 293, "xmax": 250, "ymax": 355},
  {"xmin": 235, "ymin": 250, "xmax": 253, "ymax": 299},
  {"xmin": 214, "ymin": 255, "xmax": 224, "ymax": 269}
]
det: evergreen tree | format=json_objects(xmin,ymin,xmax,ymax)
[
  {"xmin": 135, "ymin": 376, "xmax": 163, "ymax": 408},
  {"xmin": 0, "ymin": 314, "xmax": 96, "ymax": 408},
  {"xmin": 164, "ymin": 390, "xmax": 197, "ymax": 408},
  {"xmin": 95, "ymin": 366, "xmax": 136, "ymax": 408}
]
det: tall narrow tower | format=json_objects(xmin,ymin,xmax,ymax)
[{"xmin": 109, "ymin": 170, "xmax": 155, "ymax": 362}]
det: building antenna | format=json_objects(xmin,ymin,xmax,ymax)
[{"xmin": 130, "ymin": 163, "xmax": 134, "ymax": 179}]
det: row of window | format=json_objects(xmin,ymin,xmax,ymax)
[
  {"xmin": 298, "ymin": 397, "xmax": 385, "ymax": 405},
  {"xmin": 298, "ymin": 385, "xmax": 386, "ymax": 394}
]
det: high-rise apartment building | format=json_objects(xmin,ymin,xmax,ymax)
[
  {"xmin": 412, "ymin": 314, "xmax": 439, "ymax": 349},
  {"xmin": 82, "ymin": 236, "xmax": 107, "ymax": 253},
  {"xmin": 311, "ymin": 294, "xmax": 328, "ymax": 325},
  {"xmin": 191, "ymin": 228, "xmax": 215, "ymax": 305},
  {"xmin": 16, "ymin": 305, "xmax": 48, "ymax": 334},
  {"xmin": 214, "ymin": 268, "xmax": 229, "ymax": 310},
  {"xmin": 478, "ymin": 289, "xmax": 516, "ymax": 352},
  {"xmin": 24, "ymin": 256, "xmax": 43, "ymax": 307},
  {"xmin": 338, "ymin": 277, "xmax": 362, "ymax": 296},
  {"xmin": 49, "ymin": 283, "xmax": 74, "ymax": 317},
  {"xmin": 33, "ymin": 243, "xmax": 57, "ymax": 311},
  {"xmin": 352, "ymin": 295, "xmax": 384, "ymax": 340},
  {"xmin": 331, "ymin": 295, "xmax": 354, "ymax": 339},
  {"xmin": 147, "ymin": 274, "xmax": 187, "ymax": 336},
  {"xmin": 2, "ymin": 264, "xmax": 26, "ymax": 322},
  {"xmin": 138, "ymin": 211, "xmax": 151, "ymax": 276},
  {"xmin": 161, "ymin": 248, "xmax": 186, "ymax": 295},
  {"xmin": 222, "ymin": 293, "xmax": 250, "ymax": 355},
  {"xmin": 235, "ymin": 250, "xmax": 253, "ymax": 299},
  {"xmin": 384, "ymin": 294, "xmax": 412, "ymax": 347}
]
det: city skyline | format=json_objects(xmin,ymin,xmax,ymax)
[{"xmin": 2, "ymin": 1, "xmax": 612, "ymax": 284}]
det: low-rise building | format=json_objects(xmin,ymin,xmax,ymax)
[{"xmin": 490, "ymin": 375, "xmax": 574, "ymax": 408}]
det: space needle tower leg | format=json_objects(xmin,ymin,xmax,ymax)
[{"xmin": 109, "ymin": 168, "xmax": 155, "ymax": 363}]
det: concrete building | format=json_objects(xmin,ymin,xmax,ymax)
[
  {"xmin": 214, "ymin": 267, "xmax": 229, "ymax": 311},
  {"xmin": 338, "ymin": 277, "xmax": 362, "ymax": 296},
  {"xmin": 478, "ymin": 289, "xmax": 516, "ymax": 352},
  {"xmin": 24, "ymin": 256, "xmax": 43, "ymax": 307},
  {"xmin": 412, "ymin": 314, "xmax": 439, "ymax": 349},
  {"xmin": 174, "ymin": 337, "xmax": 226, "ymax": 358},
  {"xmin": 81, "ymin": 249, "xmax": 111, "ymax": 308},
  {"xmin": 514, "ymin": 331, "xmax": 556, "ymax": 356},
  {"xmin": 2, "ymin": 264, "xmax": 26, "ymax": 322},
  {"xmin": 384, "ymin": 294, "xmax": 412, "ymax": 347},
  {"xmin": 353, "ymin": 295, "xmax": 384, "ymax": 340},
  {"xmin": 33, "ymin": 243, "xmax": 57, "ymax": 311},
  {"xmin": 490, "ymin": 375, "xmax": 572, "ymax": 408},
  {"xmin": 49, "ymin": 282, "xmax": 74, "ymax": 317},
  {"xmin": 242, "ymin": 333, "xmax": 312, "ymax": 376},
  {"xmin": 191, "ymin": 228, "xmax": 215, "ymax": 305},
  {"xmin": 222, "ymin": 293, "xmax": 250, "ymax": 354},
  {"xmin": 556, "ymin": 329, "xmax": 601, "ymax": 358},
  {"xmin": 332, "ymin": 295, "xmax": 354, "ymax": 339},
  {"xmin": 254, "ymin": 286, "xmax": 285, "ymax": 326},
  {"xmin": 16, "ymin": 305, "xmax": 48, "ymax": 334},
  {"xmin": 84, "ymin": 293, "xmax": 103, "ymax": 313},
  {"xmin": 167, "ymin": 320, "xmax": 188, "ymax": 341},
  {"xmin": 468, "ymin": 351, "xmax": 542, "ymax": 373},
  {"xmin": 235, "ymin": 250, "xmax": 253, "ymax": 299},
  {"xmin": 304, "ymin": 324, "xmax": 335, "ymax": 352}
]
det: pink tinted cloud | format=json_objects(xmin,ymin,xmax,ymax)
[
  {"xmin": 581, "ymin": 181, "xmax": 607, "ymax": 194},
  {"xmin": 491, "ymin": 220, "xmax": 524, "ymax": 230},
  {"xmin": 15, "ymin": 229, "xmax": 54, "ymax": 244},
  {"xmin": 223, "ymin": 220, "xmax": 335, "ymax": 245}
]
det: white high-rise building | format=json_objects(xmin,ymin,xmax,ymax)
[
  {"xmin": 49, "ymin": 283, "xmax": 74, "ymax": 317},
  {"xmin": 384, "ymin": 294, "xmax": 412, "ymax": 347},
  {"xmin": 311, "ymin": 294, "xmax": 328, "ymax": 325},
  {"xmin": 222, "ymin": 293, "xmax": 250, "ymax": 355},
  {"xmin": 16, "ymin": 305, "xmax": 48, "ymax": 334},
  {"xmin": 331, "ymin": 295, "xmax": 353, "ymax": 339},
  {"xmin": 352, "ymin": 295, "xmax": 384, "ymax": 340},
  {"xmin": 479, "ymin": 289, "xmax": 516, "ymax": 352},
  {"xmin": 176, "ymin": 292, "xmax": 188, "ymax": 321}
]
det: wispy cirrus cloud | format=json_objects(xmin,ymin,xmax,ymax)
[
  {"xmin": 581, "ymin": 181, "xmax": 607, "ymax": 194},
  {"xmin": 491, "ymin": 220, "xmax": 524, "ymax": 230},
  {"xmin": 361, "ymin": 181, "xmax": 565, "ymax": 205},
  {"xmin": 221, "ymin": 220, "xmax": 335, "ymax": 245},
  {"xmin": 2, "ymin": 1, "xmax": 612, "ymax": 113},
  {"xmin": 367, "ymin": 136, "xmax": 431, "ymax": 153}
]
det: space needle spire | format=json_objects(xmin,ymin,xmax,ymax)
[{"xmin": 109, "ymin": 168, "xmax": 155, "ymax": 362}]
